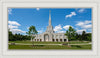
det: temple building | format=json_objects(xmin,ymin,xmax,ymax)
[{"xmin": 33, "ymin": 11, "xmax": 68, "ymax": 42}]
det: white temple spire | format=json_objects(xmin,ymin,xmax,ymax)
[{"xmin": 49, "ymin": 10, "xmax": 51, "ymax": 26}]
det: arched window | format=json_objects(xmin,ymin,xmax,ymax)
[
  {"xmin": 35, "ymin": 39, "xmax": 36, "ymax": 41},
  {"xmin": 44, "ymin": 34, "xmax": 49, "ymax": 41},
  {"xmin": 52, "ymin": 39, "xmax": 54, "ymax": 42},
  {"xmin": 64, "ymin": 39, "xmax": 66, "ymax": 42},
  {"xmin": 40, "ymin": 39, "xmax": 42, "ymax": 41},
  {"xmin": 37, "ymin": 39, "xmax": 39, "ymax": 41},
  {"xmin": 56, "ymin": 39, "xmax": 58, "ymax": 42},
  {"xmin": 60, "ymin": 39, "xmax": 62, "ymax": 42}
]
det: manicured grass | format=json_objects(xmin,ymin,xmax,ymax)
[
  {"xmin": 9, "ymin": 45, "xmax": 91, "ymax": 50},
  {"xmin": 8, "ymin": 41, "xmax": 92, "ymax": 50},
  {"xmin": 9, "ymin": 41, "xmax": 90, "ymax": 44}
]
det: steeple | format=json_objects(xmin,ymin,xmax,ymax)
[
  {"xmin": 49, "ymin": 10, "xmax": 51, "ymax": 26},
  {"xmin": 46, "ymin": 10, "xmax": 54, "ymax": 33}
]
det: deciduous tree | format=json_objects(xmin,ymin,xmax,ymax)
[{"xmin": 65, "ymin": 26, "xmax": 76, "ymax": 41}]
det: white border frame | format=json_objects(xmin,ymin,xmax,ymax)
[{"xmin": 2, "ymin": 3, "xmax": 97, "ymax": 56}]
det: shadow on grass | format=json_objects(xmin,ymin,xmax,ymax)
[
  {"xmin": 71, "ymin": 45, "xmax": 82, "ymax": 48},
  {"xmin": 30, "ymin": 45, "xmax": 44, "ymax": 48}
]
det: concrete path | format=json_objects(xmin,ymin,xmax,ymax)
[
  {"xmin": 8, "ymin": 43, "xmax": 91, "ymax": 46},
  {"xmin": 69, "ymin": 44, "xmax": 91, "ymax": 45},
  {"xmin": 8, "ymin": 43, "xmax": 62, "ymax": 45}
]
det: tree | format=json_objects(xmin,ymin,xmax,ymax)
[
  {"xmin": 9, "ymin": 29, "xmax": 31, "ymax": 41},
  {"xmin": 75, "ymin": 33, "xmax": 80, "ymax": 41},
  {"xmin": 26, "ymin": 26, "xmax": 38, "ymax": 46},
  {"xmin": 86, "ymin": 33, "xmax": 92, "ymax": 41},
  {"xmin": 65, "ymin": 26, "xmax": 76, "ymax": 41},
  {"xmin": 77, "ymin": 31, "xmax": 92, "ymax": 41},
  {"xmin": 81, "ymin": 31, "xmax": 86, "ymax": 41},
  {"xmin": 8, "ymin": 29, "xmax": 14, "ymax": 41}
]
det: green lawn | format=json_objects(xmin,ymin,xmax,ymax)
[
  {"xmin": 9, "ymin": 41, "xmax": 90, "ymax": 44},
  {"xmin": 8, "ymin": 45, "xmax": 91, "ymax": 50},
  {"xmin": 8, "ymin": 41, "xmax": 92, "ymax": 50}
]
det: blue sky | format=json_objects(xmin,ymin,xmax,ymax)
[{"xmin": 8, "ymin": 8, "xmax": 92, "ymax": 35}]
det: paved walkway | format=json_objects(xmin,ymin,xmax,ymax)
[{"xmin": 8, "ymin": 43, "xmax": 91, "ymax": 46}]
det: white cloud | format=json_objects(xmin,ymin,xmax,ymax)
[
  {"xmin": 76, "ymin": 20, "xmax": 92, "ymax": 29},
  {"xmin": 82, "ymin": 24, "xmax": 92, "ymax": 29},
  {"xmin": 63, "ymin": 25, "xmax": 70, "ymax": 30},
  {"xmin": 76, "ymin": 20, "xmax": 92, "ymax": 34},
  {"xmin": 76, "ymin": 29, "xmax": 86, "ymax": 34},
  {"xmin": 87, "ymin": 29, "xmax": 92, "ymax": 32},
  {"xmin": 36, "ymin": 8, "xmax": 40, "ymax": 11},
  {"xmin": 54, "ymin": 25, "xmax": 62, "ymax": 32},
  {"xmin": 65, "ymin": 12, "xmax": 76, "ymax": 18},
  {"xmin": 76, "ymin": 22, "xmax": 84, "ymax": 26},
  {"xmin": 78, "ymin": 8, "xmax": 85, "ymax": 13},
  {"xmin": 76, "ymin": 29, "xmax": 91, "ymax": 34},
  {"xmin": 8, "ymin": 8, "xmax": 12, "ymax": 14},
  {"xmin": 8, "ymin": 20, "xmax": 26, "ymax": 34},
  {"xmin": 8, "ymin": 21, "xmax": 20, "ymax": 30},
  {"xmin": 53, "ymin": 25, "xmax": 66, "ymax": 33},
  {"xmin": 53, "ymin": 25, "xmax": 74, "ymax": 33},
  {"xmin": 8, "ymin": 21, "xmax": 20, "ymax": 26},
  {"xmin": 10, "ymin": 29, "xmax": 26, "ymax": 34},
  {"xmin": 8, "ymin": 25, "xmax": 18, "ymax": 29},
  {"xmin": 27, "ymin": 27, "xmax": 29, "ymax": 30},
  {"xmin": 57, "ymin": 31, "xmax": 65, "ymax": 33},
  {"xmin": 53, "ymin": 25, "xmax": 69, "ymax": 33},
  {"xmin": 85, "ymin": 20, "xmax": 91, "ymax": 24},
  {"xmin": 37, "ymin": 28, "xmax": 44, "ymax": 34},
  {"xmin": 38, "ymin": 30, "xmax": 43, "ymax": 33}
]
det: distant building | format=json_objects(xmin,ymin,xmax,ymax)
[{"xmin": 33, "ymin": 11, "xmax": 68, "ymax": 42}]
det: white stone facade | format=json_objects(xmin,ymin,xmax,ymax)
[{"xmin": 33, "ymin": 11, "xmax": 68, "ymax": 42}]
